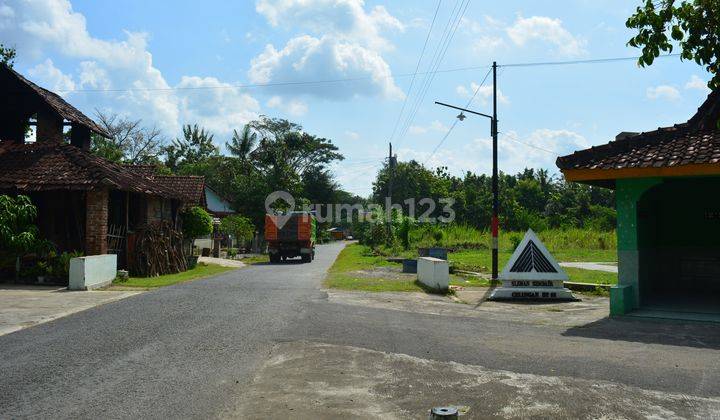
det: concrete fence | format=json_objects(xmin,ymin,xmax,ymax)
[{"xmin": 68, "ymin": 254, "xmax": 117, "ymax": 290}]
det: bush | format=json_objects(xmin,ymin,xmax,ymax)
[
  {"xmin": 227, "ymin": 248, "xmax": 238, "ymax": 258},
  {"xmin": 181, "ymin": 206, "xmax": 213, "ymax": 241},
  {"xmin": 219, "ymin": 214, "xmax": 255, "ymax": 244},
  {"xmin": 507, "ymin": 232, "xmax": 523, "ymax": 252},
  {"xmin": 0, "ymin": 195, "xmax": 52, "ymax": 279}
]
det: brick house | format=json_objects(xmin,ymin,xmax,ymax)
[
  {"xmin": 125, "ymin": 165, "xmax": 238, "ymax": 252},
  {"xmin": 0, "ymin": 63, "xmax": 190, "ymax": 269},
  {"xmin": 557, "ymin": 89, "xmax": 720, "ymax": 321}
]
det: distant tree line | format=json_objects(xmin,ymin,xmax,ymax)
[
  {"xmin": 372, "ymin": 161, "xmax": 616, "ymax": 232},
  {"xmin": 89, "ymin": 110, "xmax": 615, "ymax": 232}
]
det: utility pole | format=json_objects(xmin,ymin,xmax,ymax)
[
  {"xmin": 491, "ymin": 61, "xmax": 499, "ymax": 280},
  {"xmin": 434, "ymin": 61, "xmax": 500, "ymax": 281},
  {"xmin": 387, "ymin": 142, "xmax": 394, "ymax": 236}
]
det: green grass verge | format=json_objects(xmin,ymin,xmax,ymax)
[
  {"xmin": 325, "ymin": 273, "xmax": 422, "ymax": 292},
  {"xmin": 114, "ymin": 263, "xmax": 236, "ymax": 288},
  {"xmin": 449, "ymin": 248, "xmax": 616, "ymax": 272},
  {"xmin": 326, "ymin": 243, "xmax": 617, "ymax": 293},
  {"xmin": 240, "ymin": 254, "xmax": 270, "ymax": 265},
  {"xmin": 324, "ymin": 244, "xmax": 494, "ymax": 293},
  {"xmin": 563, "ymin": 267, "xmax": 617, "ymax": 285}
]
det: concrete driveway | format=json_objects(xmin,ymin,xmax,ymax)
[{"xmin": 0, "ymin": 285, "xmax": 140, "ymax": 336}]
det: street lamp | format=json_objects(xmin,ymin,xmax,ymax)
[{"xmin": 434, "ymin": 62, "xmax": 499, "ymax": 280}]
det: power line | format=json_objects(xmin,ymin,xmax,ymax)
[
  {"xmin": 397, "ymin": 0, "xmax": 471, "ymax": 146},
  {"xmin": 500, "ymin": 53, "xmax": 681, "ymax": 68},
  {"xmin": 52, "ymin": 53, "xmax": 680, "ymax": 94},
  {"xmin": 424, "ymin": 66, "xmax": 492, "ymax": 164},
  {"xmin": 387, "ymin": 0, "xmax": 442, "ymax": 144},
  {"xmin": 424, "ymin": 119, "xmax": 459, "ymax": 164},
  {"xmin": 394, "ymin": 0, "xmax": 464, "ymax": 146},
  {"xmin": 499, "ymin": 132, "xmax": 561, "ymax": 156}
]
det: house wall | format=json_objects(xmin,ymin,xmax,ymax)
[
  {"xmin": 612, "ymin": 176, "xmax": 720, "ymax": 315},
  {"xmin": 85, "ymin": 188, "xmax": 109, "ymax": 255},
  {"xmin": 205, "ymin": 187, "xmax": 234, "ymax": 214},
  {"xmin": 146, "ymin": 197, "xmax": 173, "ymax": 224},
  {"xmin": 612, "ymin": 177, "xmax": 662, "ymax": 315}
]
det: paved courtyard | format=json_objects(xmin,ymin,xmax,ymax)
[{"xmin": 0, "ymin": 285, "xmax": 140, "ymax": 336}]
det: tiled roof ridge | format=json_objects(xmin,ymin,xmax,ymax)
[
  {"xmin": 556, "ymin": 89, "xmax": 719, "ymax": 171},
  {"xmin": 0, "ymin": 141, "xmax": 183, "ymax": 198},
  {"xmin": 2, "ymin": 64, "xmax": 110, "ymax": 138}
]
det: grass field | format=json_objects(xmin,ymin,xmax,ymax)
[
  {"xmin": 448, "ymin": 249, "xmax": 617, "ymax": 285},
  {"xmin": 113, "ymin": 263, "xmax": 236, "ymax": 288},
  {"xmin": 324, "ymin": 244, "xmax": 497, "ymax": 293},
  {"xmin": 325, "ymin": 242, "xmax": 617, "ymax": 293}
]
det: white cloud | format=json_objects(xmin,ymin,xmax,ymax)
[
  {"xmin": 251, "ymin": 0, "xmax": 403, "ymax": 100},
  {"xmin": 646, "ymin": 85, "xmax": 681, "ymax": 101},
  {"xmin": 27, "ymin": 58, "xmax": 75, "ymax": 93},
  {"xmin": 473, "ymin": 35, "xmax": 504, "ymax": 54},
  {"xmin": 248, "ymin": 35, "xmax": 403, "ymax": 100},
  {"xmin": 460, "ymin": 15, "xmax": 504, "ymax": 34},
  {"xmin": 255, "ymin": 0, "xmax": 403, "ymax": 51},
  {"xmin": 1, "ymin": 0, "xmax": 260, "ymax": 139},
  {"xmin": 176, "ymin": 76, "xmax": 260, "ymax": 135},
  {"xmin": 685, "ymin": 74, "xmax": 710, "ymax": 92},
  {"xmin": 345, "ymin": 130, "xmax": 360, "ymax": 140},
  {"xmin": 507, "ymin": 16, "xmax": 586, "ymax": 56},
  {"xmin": 408, "ymin": 120, "xmax": 448, "ymax": 135},
  {"xmin": 455, "ymin": 82, "xmax": 509, "ymax": 106},
  {"xmin": 266, "ymin": 95, "xmax": 308, "ymax": 116}
]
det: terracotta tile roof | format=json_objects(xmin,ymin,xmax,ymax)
[
  {"xmin": 122, "ymin": 165, "xmax": 206, "ymax": 206},
  {"xmin": 0, "ymin": 141, "xmax": 180, "ymax": 198},
  {"xmin": 153, "ymin": 176, "xmax": 206, "ymax": 206},
  {"xmin": 556, "ymin": 89, "xmax": 720, "ymax": 172},
  {"xmin": 2, "ymin": 64, "xmax": 109, "ymax": 138}
]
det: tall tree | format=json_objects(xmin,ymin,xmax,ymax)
[
  {"xmin": 0, "ymin": 44, "xmax": 16, "ymax": 67},
  {"xmin": 627, "ymin": 0, "xmax": 720, "ymax": 89},
  {"xmin": 92, "ymin": 111, "xmax": 166, "ymax": 164},
  {"xmin": 249, "ymin": 116, "xmax": 344, "ymax": 176},
  {"xmin": 165, "ymin": 124, "xmax": 219, "ymax": 171},
  {"xmin": 226, "ymin": 125, "xmax": 257, "ymax": 162}
]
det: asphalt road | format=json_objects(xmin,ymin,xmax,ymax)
[
  {"xmin": 0, "ymin": 243, "xmax": 344, "ymax": 419},
  {"xmin": 1, "ymin": 241, "xmax": 719, "ymax": 418}
]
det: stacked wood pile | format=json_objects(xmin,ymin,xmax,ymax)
[{"xmin": 128, "ymin": 221, "xmax": 187, "ymax": 277}]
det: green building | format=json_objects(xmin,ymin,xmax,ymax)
[{"xmin": 557, "ymin": 90, "xmax": 720, "ymax": 321}]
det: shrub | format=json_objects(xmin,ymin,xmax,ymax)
[
  {"xmin": 0, "ymin": 195, "xmax": 51, "ymax": 279},
  {"xmin": 219, "ymin": 214, "xmax": 255, "ymax": 244},
  {"xmin": 181, "ymin": 206, "xmax": 213, "ymax": 243},
  {"xmin": 508, "ymin": 232, "xmax": 523, "ymax": 252},
  {"xmin": 227, "ymin": 248, "xmax": 238, "ymax": 258}
]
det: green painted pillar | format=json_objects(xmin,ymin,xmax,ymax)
[{"xmin": 612, "ymin": 178, "xmax": 662, "ymax": 315}]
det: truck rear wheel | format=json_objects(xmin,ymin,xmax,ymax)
[
  {"xmin": 270, "ymin": 254, "xmax": 281, "ymax": 264},
  {"xmin": 301, "ymin": 254, "xmax": 311, "ymax": 263}
]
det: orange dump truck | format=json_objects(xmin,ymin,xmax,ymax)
[{"xmin": 264, "ymin": 212, "xmax": 317, "ymax": 263}]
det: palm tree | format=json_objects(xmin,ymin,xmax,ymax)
[{"xmin": 226, "ymin": 125, "xmax": 257, "ymax": 162}]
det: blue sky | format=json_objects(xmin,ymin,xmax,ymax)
[{"xmin": 1, "ymin": 0, "xmax": 713, "ymax": 196}]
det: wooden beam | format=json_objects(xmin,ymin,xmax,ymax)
[{"xmin": 562, "ymin": 163, "xmax": 720, "ymax": 182}]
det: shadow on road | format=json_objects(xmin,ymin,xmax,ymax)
[
  {"xmin": 251, "ymin": 260, "xmax": 307, "ymax": 266},
  {"xmin": 563, "ymin": 316, "xmax": 720, "ymax": 350}
]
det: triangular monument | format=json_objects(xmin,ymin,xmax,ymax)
[{"xmin": 489, "ymin": 229, "xmax": 577, "ymax": 301}]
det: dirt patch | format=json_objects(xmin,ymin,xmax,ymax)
[
  {"xmin": 227, "ymin": 341, "xmax": 720, "ymax": 419},
  {"xmin": 353, "ymin": 266, "xmax": 415, "ymax": 281},
  {"xmin": 326, "ymin": 288, "xmax": 609, "ymax": 327}
]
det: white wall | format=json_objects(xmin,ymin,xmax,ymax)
[{"xmin": 68, "ymin": 254, "xmax": 117, "ymax": 290}]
